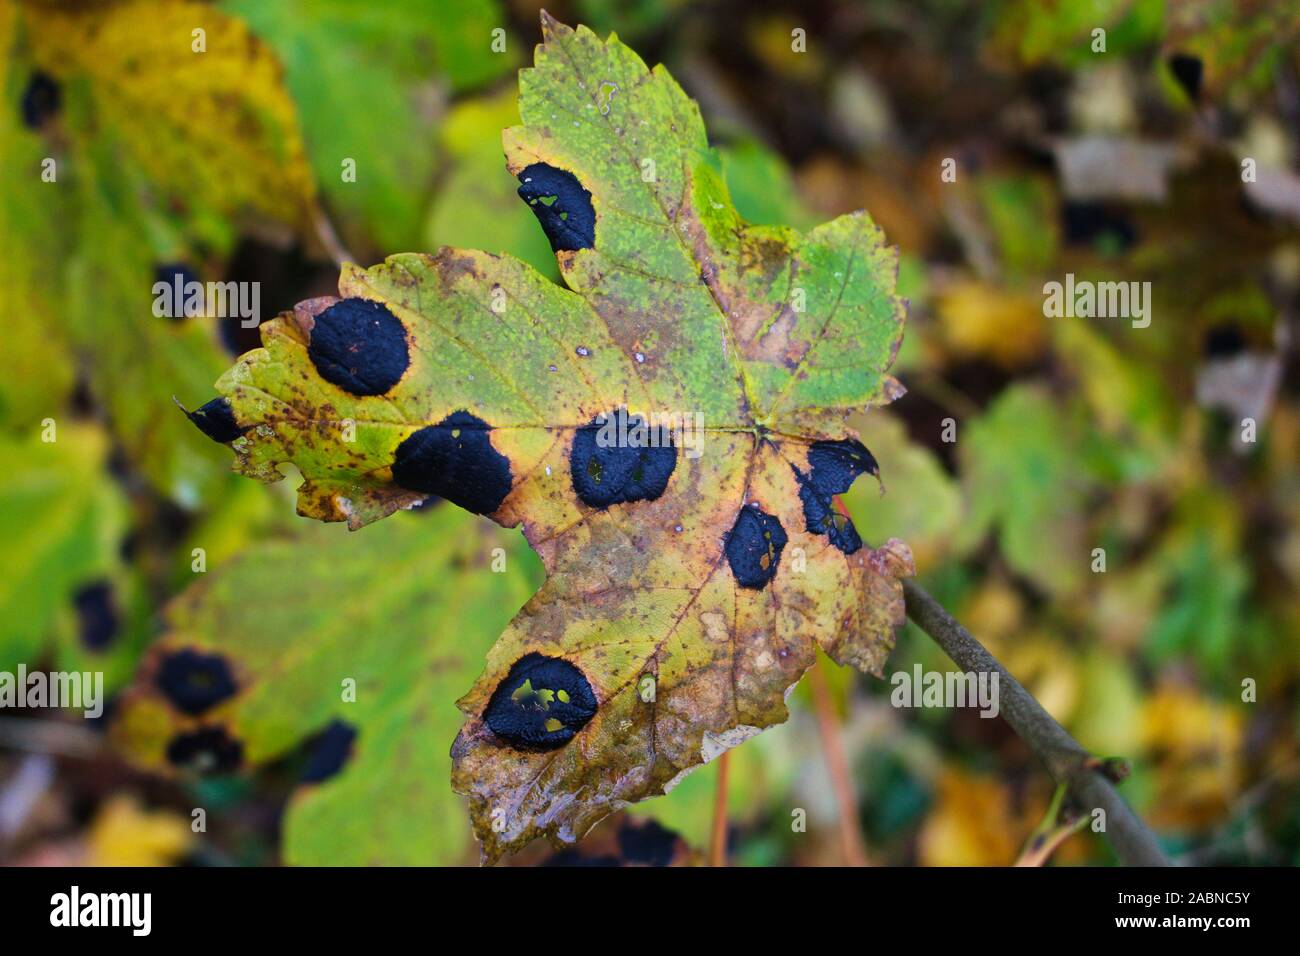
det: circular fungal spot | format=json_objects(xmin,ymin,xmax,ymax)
[
  {"xmin": 307, "ymin": 298, "xmax": 410, "ymax": 396},
  {"xmin": 484, "ymin": 653, "xmax": 597, "ymax": 751},
  {"xmin": 725, "ymin": 504, "xmax": 788, "ymax": 589},
  {"xmin": 72, "ymin": 581, "xmax": 120, "ymax": 651},
  {"xmin": 793, "ymin": 439, "xmax": 877, "ymax": 555},
  {"xmin": 570, "ymin": 409, "xmax": 677, "ymax": 509},
  {"xmin": 1204, "ymin": 323, "xmax": 1246, "ymax": 358},
  {"xmin": 185, "ymin": 397, "xmax": 248, "ymax": 444},
  {"xmin": 165, "ymin": 726, "xmax": 243, "ymax": 775},
  {"xmin": 516, "ymin": 163, "xmax": 596, "ymax": 252},
  {"xmin": 618, "ymin": 818, "xmax": 679, "ymax": 867},
  {"xmin": 1168, "ymin": 53, "xmax": 1203, "ymax": 101},
  {"xmin": 156, "ymin": 649, "xmax": 238, "ymax": 716},
  {"xmin": 391, "ymin": 410, "xmax": 513, "ymax": 516},
  {"xmin": 20, "ymin": 70, "xmax": 60, "ymax": 130},
  {"xmin": 153, "ymin": 263, "xmax": 199, "ymax": 322},
  {"xmin": 301, "ymin": 720, "xmax": 358, "ymax": 783}
]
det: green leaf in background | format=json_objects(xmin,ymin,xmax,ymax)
[
  {"xmin": 63, "ymin": 130, "xmax": 232, "ymax": 508},
  {"xmin": 424, "ymin": 89, "xmax": 559, "ymax": 277},
  {"xmin": 0, "ymin": 18, "xmax": 72, "ymax": 430},
  {"xmin": 1145, "ymin": 491, "xmax": 1249, "ymax": 678},
  {"xmin": 718, "ymin": 139, "xmax": 818, "ymax": 230},
  {"xmin": 988, "ymin": 0, "xmax": 1164, "ymax": 68},
  {"xmin": 627, "ymin": 726, "xmax": 793, "ymax": 850},
  {"xmin": 0, "ymin": 425, "xmax": 129, "ymax": 677},
  {"xmin": 843, "ymin": 410, "xmax": 961, "ymax": 569},
  {"xmin": 226, "ymin": 0, "xmax": 516, "ymax": 253},
  {"xmin": 972, "ymin": 173, "xmax": 1059, "ymax": 282},
  {"xmin": 113, "ymin": 507, "xmax": 544, "ymax": 865},
  {"xmin": 957, "ymin": 383, "xmax": 1096, "ymax": 595}
]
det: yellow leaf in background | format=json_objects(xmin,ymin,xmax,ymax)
[
  {"xmin": 963, "ymin": 582, "xmax": 1080, "ymax": 721},
  {"xmin": 937, "ymin": 280, "xmax": 1046, "ymax": 368},
  {"xmin": 86, "ymin": 796, "xmax": 192, "ymax": 867},
  {"xmin": 22, "ymin": 0, "xmax": 315, "ymax": 226},
  {"xmin": 747, "ymin": 16, "xmax": 822, "ymax": 82},
  {"xmin": 918, "ymin": 767, "xmax": 1037, "ymax": 866},
  {"xmin": 1141, "ymin": 683, "xmax": 1243, "ymax": 830},
  {"xmin": 960, "ymin": 576, "xmax": 1026, "ymax": 643}
]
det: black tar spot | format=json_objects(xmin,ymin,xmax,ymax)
[
  {"xmin": 186, "ymin": 397, "xmax": 247, "ymax": 444},
  {"xmin": 72, "ymin": 581, "xmax": 119, "ymax": 651},
  {"xmin": 21, "ymin": 71, "xmax": 60, "ymax": 129},
  {"xmin": 308, "ymin": 298, "xmax": 409, "ymax": 396},
  {"xmin": 484, "ymin": 653, "xmax": 597, "ymax": 751},
  {"xmin": 165, "ymin": 726, "xmax": 243, "ymax": 775},
  {"xmin": 1204, "ymin": 323, "xmax": 1246, "ymax": 358},
  {"xmin": 153, "ymin": 263, "xmax": 199, "ymax": 323},
  {"xmin": 391, "ymin": 411, "xmax": 513, "ymax": 515},
  {"xmin": 618, "ymin": 818, "xmax": 679, "ymax": 867},
  {"xmin": 517, "ymin": 162, "xmax": 596, "ymax": 252},
  {"xmin": 725, "ymin": 504, "xmax": 788, "ymax": 589},
  {"xmin": 156, "ymin": 649, "xmax": 238, "ymax": 716},
  {"xmin": 1168, "ymin": 53, "xmax": 1203, "ymax": 101},
  {"xmin": 301, "ymin": 720, "xmax": 357, "ymax": 783},
  {"xmin": 570, "ymin": 409, "xmax": 677, "ymax": 508},
  {"xmin": 793, "ymin": 438, "xmax": 878, "ymax": 555}
]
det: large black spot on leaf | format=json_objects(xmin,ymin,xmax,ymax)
[
  {"xmin": 484, "ymin": 653, "xmax": 597, "ymax": 751},
  {"xmin": 165, "ymin": 726, "xmax": 243, "ymax": 775},
  {"xmin": 570, "ymin": 409, "xmax": 676, "ymax": 508},
  {"xmin": 793, "ymin": 439, "xmax": 878, "ymax": 555},
  {"xmin": 725, "ymin": 504, "xmax": 788, "ymax": 590},
  {"xmin": 307, "ymin": 298, "xmax": 409, "ymax": 396},
  {"xmin": 517, "ymin": 162, "xmax": 596, "ymax": 252},
  {"xmin": 72, "ymin": 581, "xmax": 120, "ymax": 651},
  {"xmin": 185, "ymin": 397, "xmax": 247, "ymax": 444},
  {"xmin": 156, "ymin": 649, "xmax": 238, "ymax": 716},
  {"xmin": 391, "ymin": 411, "xmax": 513, "ymax": 515},
  {"xmin": 301, "ymin": 720, "xmax": 358, "ymax": 783},
  {"xmin": 21, "ymin": 71, "xmax": 60, "ymax": 129}
]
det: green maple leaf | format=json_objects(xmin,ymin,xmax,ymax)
[
  {"xmin": 113, "ymin": 507, "xmax": 542, "ymax": 865},
  {"xmin": 224, "ymin": 0, "xmax": 517, "ymax": 251},
  {"xmin": 176, "ymin": 15, "xmax": 913, "ymax": 861},
  {"xmin": 0, "ymin": 425, "xmax": 145, "ymax": 688}
]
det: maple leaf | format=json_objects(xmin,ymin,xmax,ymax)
[
  {"xmin": 112, "ymin": 508, "xmax": 542, "ymax": 865},
  {"xmin": 0, "ymin": 425, "xmax": 146, "ymax": 688},
  {"xmin": 190, "ymin": 14, "xmax": 913, "ymax": 860}
]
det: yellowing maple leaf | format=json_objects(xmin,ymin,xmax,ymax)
[{"xmin": 183, "ymin": 15, "xmax": 913, "ymax": 861}]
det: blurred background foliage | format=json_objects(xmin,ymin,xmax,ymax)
[{"xmin": 1, "ymin": 0, "xmax": 1297, "ymax": 866}]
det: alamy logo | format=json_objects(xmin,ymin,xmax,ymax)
[
  {"xmin": 152, "ymin": 274, "xmax": 261, "ymax": 327},
  {"xmin": 1042, "ymin": 272, "xmax": 1151, "ymax": 328},
  {"xmin": 0, "ymin": 666, "xmax": 103, "ymax": 718},
  {"xmin": 594, "ymin": 409, "xmax": 705, "ymax": 459},
  {"xmin": 890, "ymin": 664, "xmax": 1000, "ymax": 718},
  {"xmin": 50, "ymin": 886, "xmax": 151, "ymax": 936}
]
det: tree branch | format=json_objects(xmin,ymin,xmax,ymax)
[{"xmin": 901, "ymin": 579, "xmax": 1172, "ymax": 867}]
